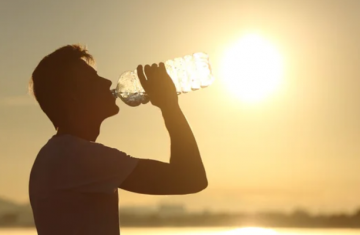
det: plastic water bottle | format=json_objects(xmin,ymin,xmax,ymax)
[{"xmin": 111, "ymin": 52, "xmax": 214, "ymax": 106}]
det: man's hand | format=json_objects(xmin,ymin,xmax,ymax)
[{"xmin": 137, "ymin": 63, "xmax": 178, "ymax": 109}]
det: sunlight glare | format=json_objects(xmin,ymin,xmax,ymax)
[
  {"xmin": 225, "ymin": 227, "xmax": 279, "ymax": 235},
  {"xmin": 221, "ymin": 34, "xmax": 284, "ymax": 104}
]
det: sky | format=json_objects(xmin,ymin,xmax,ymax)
[{"xmin": 1, "ymin": 0, "xmax": 360, "ymax": 214}]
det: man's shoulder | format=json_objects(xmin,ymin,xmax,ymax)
[
  {"xmin": 39, "ymin": 134, "xmax": 127, "ymax": 159},
  {"xmin": 41, "ymin": 134, "xmax": 102, "ymax": 151},
  {"xmin": 32, "ymin": 134, "xmax": 128, "ymax": 174}
]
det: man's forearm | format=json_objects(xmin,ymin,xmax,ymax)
[{"xmin": 161, "ymin": 105, "xmax": 207, "ymax": 184}]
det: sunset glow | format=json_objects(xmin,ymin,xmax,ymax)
[{"xmin": 226, "ymin": 227, "xmax": 279, "ymax": 235}]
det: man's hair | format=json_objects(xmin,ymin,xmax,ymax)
[{"xmin": 29, "ymin": 44, "xmax": 94, "ymax": 130}]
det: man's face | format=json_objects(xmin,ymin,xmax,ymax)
[{"xmin": 67, "ymin": 60, "xmax": 119, "ymax": 122}]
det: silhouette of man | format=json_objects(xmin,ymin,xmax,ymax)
[{"xmin": 29, "ymin": 45, "xmax": 208, "ymax": 235}]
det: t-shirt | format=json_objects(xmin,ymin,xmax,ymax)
[{"xmin": 29, "ymin": 134, "xmax": 139, "ymax": 235}]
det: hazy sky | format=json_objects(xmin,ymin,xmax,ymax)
[{"xmin": 1, "ymin": 0, "xmax": 360, "ymax": 214}]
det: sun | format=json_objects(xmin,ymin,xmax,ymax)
[{"xmin": 221, "ymin": 34, "xmax": 284, "ymax": 104}]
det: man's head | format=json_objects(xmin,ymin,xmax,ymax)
[{"xmin": 30, "ymin": 45, "xmax": 119, "ymax": 131}]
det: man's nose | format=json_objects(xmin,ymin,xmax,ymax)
[{"xmin": 102, "ymin": 77, "xmax": 112, "ymax": 87}]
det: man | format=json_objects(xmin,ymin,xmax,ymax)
[{"xmin": 29, "ymin": 45, "xmax": 208, "ymax": 235}]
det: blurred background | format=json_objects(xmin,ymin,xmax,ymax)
[{"xmin": 1, "ymin": 0, "xmax": 360, "ymax": 234}]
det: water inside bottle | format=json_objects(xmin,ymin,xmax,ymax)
[
  {"xmin": 193, "ymin": 52, "xmax": 214, "ymax": 88},
  {"xmin": 112, "ymin": 52, "xmax": 214, "ymax": 106},
  {"xmin": 114, "ymin": 70, "xmax": 150, "ymax": 106}
]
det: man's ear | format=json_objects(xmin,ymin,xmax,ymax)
[{"xmin": 58, "ymin": 91, "xmax": 79, "ymax": 109}]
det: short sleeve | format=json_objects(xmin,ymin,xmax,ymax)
[{"xmin": 52, "ymin": 138, "xmax": 139, "ymax": 194}]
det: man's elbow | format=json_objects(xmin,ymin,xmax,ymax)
[
  {"xmin": 187, "ymin": 176, "xmax": 208, "ymax": 194},
  {"xmin": 196, "ymin": 179, "xmax": 208, "ymax": 192}
]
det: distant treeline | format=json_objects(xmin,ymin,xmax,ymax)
[{"xmin": 1, "ymin": 208, "xmax": 360, "ymax": 228}]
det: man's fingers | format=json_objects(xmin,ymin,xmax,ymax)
[
  {"xmin": 144, "ymin": 64, "xmax": 152, "ymax": 78},
  {"xmin": 143, "ymin": 62, "xmax": 166, "ymax": 84},
  {"xmin": 159, "ymin": 62, "xmax": 169, "ymax": 77},
  {"xmin": 137, "ymin": 65, "xmax": 147, "ymax": 91},
  {"xmin": 159, "ymin": 62, "xmax": 166, "ymax": 72}
]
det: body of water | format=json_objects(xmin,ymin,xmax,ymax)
[{"xmin": 1, "ymin": 227, "xmax": 360, "ymax": 235}]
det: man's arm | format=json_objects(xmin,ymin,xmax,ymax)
[{"xmin": 119, "ymin": 63, "xmax": 208, "ymax": 195}]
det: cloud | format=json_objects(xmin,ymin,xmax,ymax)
[{"xmin": 0, "ymin": 95, "xmax": 37, "ymax": 106}]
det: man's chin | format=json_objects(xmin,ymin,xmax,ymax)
[
  {"xmin": 110, "ymin": 105, "xmax": 120, "ymax": 116},
  {"xmin": 99, "ymin": 104, "xmax": 120, "ymax": 120}
]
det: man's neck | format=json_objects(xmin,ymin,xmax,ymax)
[{"xmin": 57, "ymin": 124, "xmax": 101, "ymax": 142}]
